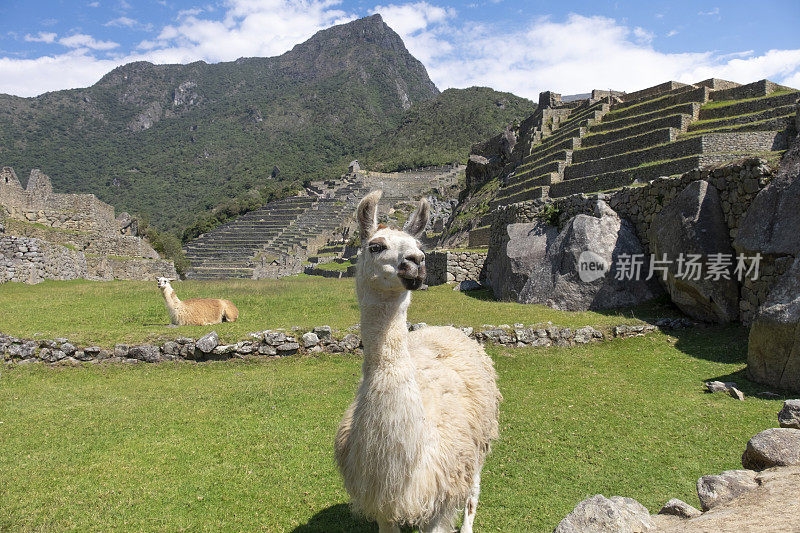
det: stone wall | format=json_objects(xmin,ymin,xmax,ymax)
[
  {"xmin": 0, "ymin": 168, "xmax": 117, "ymax": 235},
  {"xmin": 84, "ymin": 256, "xmax": 177, "ymax": 282},
  {"xmin": 709, "ymin": 79, "xmax": 788, "ymax": 102},
  {"xmin": 484, "ymin": 157, "xmax": 787, "ymax": 324},
  {"xmin": 620, "ymin": 81, "xmax": 691, "ymax": 102},
  {"xmin": 253, "ymin": 253, "xmax": 306, "ymax": 279},
  {"xmin": 1, "ymin": 166, "xmax": 175, "ymax": 283},
  {"xmin": 1, "ymin": 320, "xmax": 674, "ymax": 365},
  {"xmin": 426, "ymin": 250, "xmax": 487, "ymax": 285},
  {"xmin": 5, "ymin": 219, "xmax": 159, "ymax": 259},
  {"xmin": 0, "ymin": 234, "xmax": 88, "ymax": 283},
  {"xmin": 361, "ymin": 165, "xmax": 462, "ymax": 201},
  {"xmin": 0, "ymin": 230, "xmax": 176, "ymax": 284}
]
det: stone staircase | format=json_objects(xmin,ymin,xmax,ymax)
[
  {"xmin": 184, "ymin": 196, "xmax": 316, "ymax": 279},
  {"xmin": 259, "ymin": 180, "xmax": 367, "ymax": 260},
  {"xmin": 488, "ymin": 99, "xmax": 611, "ymax": 210},
  {"xmin": 549, "ymin": 81, "xmax": 795, "ymax": 198},
  {"xmin": 468, "ymin": 79, "xmax": 797, "ymax": 247},
  {"xmin": 183, "ymin": 178, "xmax": 368, "ymax": 279}
]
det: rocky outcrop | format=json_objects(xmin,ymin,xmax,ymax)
[
  {"xmin": 491, "ymin": 201, "xmax": 660, "ymax": 310},
  {"xmin": 741, "ymin": 428, "xmax": 800, "ymax": 470},
  {"xmin": 553, "ymin": 494, "xmax": 653, "ymax": 533},
  {"xmin": 489, "ymin": 219, "xmax": 558, "ymax": 302},
  {"xmin": 735, "ymin": 133, "xmax": 800, "ymax": 256},
  {"xmin": 555, "ymin": 401, "xmax": 800, "ymax": 533},
  {"xmin": 648, "ymin": 180, "xmax": 739, "ymax": 323},
  {"xmin": 696, "ymin": 469, "xmax": 758, "ymax": 511},
  {"xmin": 654, "ymin": 467, "xmax": 800, "ymax": 533},
  {"xmin": 747, "ymin": 256, "xmax": 800, "ymax": 392},
  {"xmin": 465, "ymin": 126, "xmax": 518, "ymax": 190},
  {"xmin": 778, "ymin": 399, "xmax": 800, "ymax": 429}
]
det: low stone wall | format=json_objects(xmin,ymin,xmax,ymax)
[
  {"xmin": 611, "ymin": 87, "xmax": 709, "ymax": 121},
  {"xmin": 85, "ymin": 256, "xmax": 177, "ymax": 281},
  {"xmin": 6, "ymin": 219, "xmax": 159, "ymax": 259},
  {"xmin": 701, "ymin": 91, "xmax": 799, "ymax": 120},
  {"xmin": 485, "ymin": 157, "xmax": 786, "ymax": 324},
  {"xmin": 303, "ymin": 265, "xmax": 356, "ymax": 278},
  {"xmin": 593, "ymin": 103, "xmax": 700, "ymax": 133},
  {"xmin": 0, "ymin": 234, "xmax": 88, "ymax": 283},
  {"xmin": 709, "ymin": 79, "xmax": 786, "ymax": 102},
  {"xmin": 1, "ymin": 320, "xmax": 681, "ymax": 365},
  {"xmin": 620, "ymin": 81, "xmax": 690, "ymax": 103},
  {"xmin": 425, "ymin": 250, "xmax": 487, "ymax": 285},
  {"xmin": 0, "ymin": 233, "xmax": 175, "ymax": 283}
]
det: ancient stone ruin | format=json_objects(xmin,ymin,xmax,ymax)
[
  {"xmin": 183, "ymin": 164, "xmax": 461, "ymax": 279},
  {"xmin": 0, "ymin": 167, "xmax": 176, "ymax": 283}
]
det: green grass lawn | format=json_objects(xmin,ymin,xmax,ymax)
[
  {"xmin": 0, "ymin": 277, "xmax": 679, "ymax": 347},
  {"xmin": 0, "ymin": 325, "xmax": 784, "ymax": 532}
]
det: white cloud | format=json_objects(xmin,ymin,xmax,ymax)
[
  {"xmin": 177, "ymin": 8, "xmax": 205, "ymax": 18},
  {"xmin": 105, "ymin": 16, "xmax": 137, "ymax": 27},
  {"xmin": 88, "ymin": 1, "xmax": 100, "ymax": 7},
  {"xmin": 370, "ymin": 2, "xmax": 456, "ymax": 63},
  {"xmin": 59, "ymin": 33, "xmax": 120, "ymax": 51},
  {"xmin": 24, "ymin": 32, "xmax": 57, "ymax": 44},
  {"xmin": 2, "ymin": 4, "xmax": 800, "ymax": 100},
  {"xmin": 396, "ymin": 12, "xmax": 800, "ymax": 100},
  {"xmin": 105, "ymin": 16, "xmax": 154, "ymax": 31},
  {"xmin": 632, "ymin": 26, "xmax": 654, "ymax": 45},
  {"xmin": 698, "ymin": 7, "xmax": 720, "ymax": 16},
  {"xmin": 0, "ymin": 50, "xmax": 119, "ymax": 96},
  {"xmin": 666, "ymin": 29, "xmax": 679, "ymax": 37}
]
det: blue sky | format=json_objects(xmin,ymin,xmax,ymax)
[{"xmin": 1, "ymin": 0, "xmax": 798, "ymax": 99}]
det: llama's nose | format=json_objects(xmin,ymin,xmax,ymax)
[{"xmin": 405, "ymin": 252, "xmax": 424, "ymax": 266}]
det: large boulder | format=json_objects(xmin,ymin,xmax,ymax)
[
  {"xmin": 553, "ymin": 494, "xmax": 653, "ymax": 533},
  {"xmin": 648, "ymin": 180, "xmax": 739, "ymax": 323},
  {"xmin": 655, "ymin": 467, "xmax": 800, "ymax": 533},
  {"xmin": 747, "ymin": 256, "xmax": 800, "ymax": 392},
  {"xmin": 741, "ymin": 428, "xmax": 800, "ymax": 470},
  {"xmin": 696, "ymin": 469, "xmax": 758, "ymax": 511},
  {"xmin": 491, "ymin": 200, "xmax": 660, "ymax": 310},
  {"xmin": 489, "ymin": 219, "xmax": 558, "ymax": 302},
  {"xmin": 778, "ymin": 399, "xmax": 800, "ymax": 429},
  {"xmin": 735, "ymin": 135, "xmax": 800, "ymax": 256}
]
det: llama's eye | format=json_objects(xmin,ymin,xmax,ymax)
[{"xmin": 368, "ymin": 243, "xmax": 386, "ymax": 254}]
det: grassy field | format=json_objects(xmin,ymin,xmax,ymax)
[
  {"xmin": 0, "ymin": 324, "xmax": 784, "ymax": 532},
  {"xmin": 0, "ymin": 276, "xmax": 680, "ymax": 347}
]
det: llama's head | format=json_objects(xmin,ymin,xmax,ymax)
[
  {"xmin": 156, "ymin": 277, "xmax": 175, "ymax": 290},
  {"xmin": 356, "ymin": 190, "xmax": 429, "ymax": 294}
]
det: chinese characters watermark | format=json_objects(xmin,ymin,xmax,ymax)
[{"xmin": 613, "ymin": 253, "xmax": 761, "ymax": 282}]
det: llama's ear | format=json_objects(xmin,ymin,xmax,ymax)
[
  {"xmin": 357, "ymin": 190, "xmax": 381, "ymax": 240},
  {"xmin": 404, "ymin": 197, "xmax": 430, "ymax": 238}
]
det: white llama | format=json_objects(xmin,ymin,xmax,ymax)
[
  {"xmin": 156, "ymin": 277, "xmax": 239, "ymax": 326},
  {"xmin": 335, "ymin": 191, "xmax": 501, "ymax": 533}
]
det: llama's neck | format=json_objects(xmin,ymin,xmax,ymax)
[
  {"xmin": 161, "ymin": 285, "xmax": 182, "ymax": 322},
  {"xmin": 359, "ymin": 289, "xmax": 412, "ymax": 370},
  {"xmin": 161, "ymin": 285, "xmax": 181, "ymax": 307},
  {"xmin": 357, "ymin": 288, "xmax": 429, "ymax": 473}
]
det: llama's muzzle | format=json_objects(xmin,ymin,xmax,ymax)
[{"xmin": 399, "ymin": 260, "xmax": 426, "ymax": 290}]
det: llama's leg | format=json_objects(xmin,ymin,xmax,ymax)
[
  {"xmin": 377, "ymin": 520, "xmax": 401, "ymax": 533},
  {"xmin": 460, "ymin": 471, "xmax": 481, "ymax": 533}
]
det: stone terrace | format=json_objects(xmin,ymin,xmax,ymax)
[
  {"xmin": 184, "ymin": 178, "xmax": 367, "ymax": 279},
  {"xmin": 470, "ymin": 79, "xmax": 798, "ymax": 245}
]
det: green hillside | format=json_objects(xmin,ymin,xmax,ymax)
[
  {"xmin": 366, "ymin": 87, "xmax": 536, "ymax": 171},
  {"xmin": 0, "ymin": 15, "xmax": 534, "ymax": 237}
]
